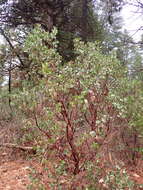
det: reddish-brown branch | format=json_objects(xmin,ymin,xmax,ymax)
[
  {"xmin": 88, "ymin": 103, "xmax": 97, "ymax": 131},
  {"xmin": 84, "ymin": 113, "xmax": 91, "ymax": 126},
  {"xmin": 60, "ymin": 99, "xmax": 80, "ymax": 175}
]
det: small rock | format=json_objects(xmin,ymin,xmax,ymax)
[
  {"xmin": 22, "ymin": 166, "xmax": 31, "ymax": 170},
  {"xmin": 2, "ymin": 169, "xmax": 8, "ymax": 173},
  {"xmin": 2, "ymin": 152, "xmax": 7, "ymax": 156},
  {"xmin": 133, "ymin": 173, "xmax": 140, "ymax": 178}
]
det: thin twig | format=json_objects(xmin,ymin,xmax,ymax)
[{"xmin": 34, "ymin": 112, "xmax": 51, "ymax": 139}]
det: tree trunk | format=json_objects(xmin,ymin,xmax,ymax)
[{"xmin": 81, "ymin": 0, "xmax": 88, "ymax": 41}]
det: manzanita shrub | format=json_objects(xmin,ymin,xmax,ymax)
[{"xmin": 12, "ymin": 25, "xmax": 142, "ymax": 188}]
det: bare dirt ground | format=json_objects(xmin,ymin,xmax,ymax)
[
  {"xmin": 0, "ymin": 160, "xmax": 31, "ymax": 190},
  {"xmin": 0, "ymin": 154, "xmax": 45, "ymax": 190},
  {"xmin": 0, "ymin": 147, "xmax": 42, "ymax": 190}
]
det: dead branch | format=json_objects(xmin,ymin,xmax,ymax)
[{"xmin": 0, "ymin": 143, "xmax": 35, "ymax": 152}]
